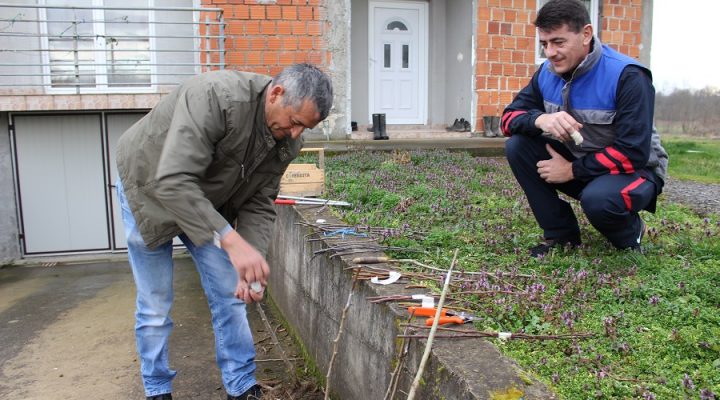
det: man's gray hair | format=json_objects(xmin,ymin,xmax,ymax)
[{"xmin": 272, "ymin": 63, "xmax": 333, "ymax": 120}]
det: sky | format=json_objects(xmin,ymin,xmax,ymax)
[{"xmin": 650, "ymin": 0, "xmax": 720, "ymax": 93}]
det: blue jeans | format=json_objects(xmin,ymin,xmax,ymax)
[{"xmin": 117, "ymin": 181, "xmax": 257, "ymax": 397}]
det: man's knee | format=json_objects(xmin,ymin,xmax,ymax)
[
  {"xmin": 581, "ymin": 190, "xmax": 624, "ymax": 223},
  {"xmin": 504, "ymin": 134, "xmax": 530, "ymax": 164}
]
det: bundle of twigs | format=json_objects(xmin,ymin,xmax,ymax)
[{"xmin": 399, "ymin": 324, "xmax": 595, "ymax": 341}]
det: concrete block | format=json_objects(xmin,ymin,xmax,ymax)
[{"xmin": 267, "ymin": 205, "xmax": 556, "ymax": 399}]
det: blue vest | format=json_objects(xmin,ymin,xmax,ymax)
[{"xmin": 537, "ymin": 45, "xmax": 649, "ymax": 154}]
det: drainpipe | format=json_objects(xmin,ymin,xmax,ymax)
[{"xmin": 640, "ymin": 0, "xmax": 653, "ymax": 67}]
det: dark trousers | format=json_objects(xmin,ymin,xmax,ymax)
[{"xmin": 505, "ymin": 134, "xmax": 660, "ymax": 249}]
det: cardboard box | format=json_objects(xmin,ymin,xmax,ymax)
[{"xmin": 279, "ymin": 148, "xmax": 325, "ymax": 197}]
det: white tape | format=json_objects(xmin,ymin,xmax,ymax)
[
  {"xmin": 412, "ymin": 294, "xmax": 435, "ymax": 308},
  {"xmin": 498, "ymin": 332, "xmax": 512, "ymax": 341},
  {"xmin": 370, "ymin": 271, "xmax": 401, "ymax": 285},
  {"xmin": 570, "ymin": 130, "xmax": 584, "ymax": 145},
  {"xmin": 316, "ymin": 219, "xmax": 327, "ymax": 224},
  {"xmin": 250, "ymin": 281, "xmax": 263, "ymax": 293}
]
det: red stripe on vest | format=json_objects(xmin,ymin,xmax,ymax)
[
  {"xmin": 595, "ymin": 153, "xmax": 620, "ymax": 174},
  {"xmin": 621, "ymin": 177, "xmax": 646, "ymax": 210},
  {"xmin": 501, "ymin": 111, "xmax": 526, "ymax": 136},
  {"xmin": 606, "ymin": 147, "xmax": 635, "ymax": 174}
]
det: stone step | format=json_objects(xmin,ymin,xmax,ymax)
[{"xmin": 351, "ymin": 129, "xmax": 472, "ymax": 140}]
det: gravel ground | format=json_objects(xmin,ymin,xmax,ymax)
[{"xmin": 661, "ymin": 177, "xmax": 720, "ymax": 216}]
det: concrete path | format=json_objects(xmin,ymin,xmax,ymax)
[{"xmin": 0, "ymin": 257, "xmax": 311, "ymax": 400}]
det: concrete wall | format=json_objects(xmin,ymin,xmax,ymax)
[
  {"xmin": 303, "ymin": 0, "xmax": 351, "ymax": 140},
  {"xmin": 0, "ymin": 113, "xmax": 20, "ymax": 264},
  {"xmin": 350, "ymin": 0, "xmax": 369, "ymax": 125},
  {"xmin": 428, "ymin": 0, "xmax": 447, "ymax": 127},
  {"xmin": 444, "ymin": 0, "xmax": 474, "ymax": 127},
  {"xmin": 267, "ymin": 205, "xmax": 556, "ymax": 399}
]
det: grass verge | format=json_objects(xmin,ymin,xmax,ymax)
[
  {"xmin": 319, "ymin": 149, "xmax": 719, "ymax": 399},
  {"xmin": 661, "ymin": 136, "xmax": 720, "ymax": 184}
]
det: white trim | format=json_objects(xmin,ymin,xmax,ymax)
[
  {"xmin": 534, "ymin": 0, "xmax": 599, "ymax": 64},
  {"xmin": 368, "ymin": 1, "xmax": 428, "ymax": 125}
]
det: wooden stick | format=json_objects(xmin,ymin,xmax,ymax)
[
  {"xmin": 254, "ymin": 302, "xmax": 296, "ymax": 381},
  {"xmin": 324, "ymin": 268, "xmax": 362, "ymax": 400},
  {"xmin": 406, "ymin": 249, "xmax": 459, "ymax": 400},
  {"xmin": 383, "ymin": 310, "xmax": 415, "ymax": 400}
]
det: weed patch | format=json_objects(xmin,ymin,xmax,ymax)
[{"xmin": 322, "ymin": 149, "xmax": 719, "ymax": 399}]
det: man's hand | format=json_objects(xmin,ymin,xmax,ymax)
[
  {"xmin": 535, "ymin": 111, "xmax": 583, "ymax": 143},
  {"xmin": 220, "ymin": 230, "xmax": 270, "ymax": 299},
  {"xmin": 537, "ymin": 144, "xmax": 574, "ymax": 184},
  {"xmin": 234, "ymin": 279, "xmax": 265, "ymax": 304}
]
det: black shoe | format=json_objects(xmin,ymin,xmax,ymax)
[
  {"xmin": 228, "ymin": 384, "xmax": 262, "ymax": 400},
  {"xmin": 624, "ymin": 217, "xmax": 646, "ymax": 252},
  {"xmin": 147, "ymin": 394, "xmax": 172, "ymax": 400},
  {"xmin": 529, "ymin": 235, "xmax": 581, "ymax": 258},
  {"xmin": 446, "ymin": 118, "xmax": 460, "ymax": 131}
]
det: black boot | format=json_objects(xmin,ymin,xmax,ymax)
[
  {"xmin": 372, "ymin": 113, "xmax": 383, "ymax": 140},
  {"xmin": 378, "ymin": 113, "xmax": 389, "ymax": 139},
  {"xmin": 491, "ymin": 116, "xmax": 502, "ymax": 137},
  {"xmin": 483, "ymin": 116, "xmax": 494, "ymax": 137}
]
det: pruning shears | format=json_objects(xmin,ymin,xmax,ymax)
[{"xmin": 407, "ymin": 306, "xmax": 481, "ymax": 327}]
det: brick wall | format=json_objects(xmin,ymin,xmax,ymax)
[
  {"xmin": 202, "ymin": 0, "xmax": 330, "ymax": 77},
  {"xmin": 474, "ymin": 0, "xmax": 644, "ymax": 131}
]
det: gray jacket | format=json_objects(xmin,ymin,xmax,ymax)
[{"xmin": 116, "ymin": 70, "xmax": 301, "ymax": 252}]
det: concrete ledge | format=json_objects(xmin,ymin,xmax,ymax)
[{"xmin": 267, "ymin": 205, "xmax": 556, "ymax": 399}]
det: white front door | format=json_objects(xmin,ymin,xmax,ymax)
[{"xmin": 369, "ymin": 1, "xmax": 427, "ymax": 124}]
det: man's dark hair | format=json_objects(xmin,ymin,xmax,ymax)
[
  {"xmin": 534, "ymin": 0, "xmax": 591, "ymax": 33},
  {"xmin": 272, "ymin": 63, "xmax": 333, "ymax": 120}
]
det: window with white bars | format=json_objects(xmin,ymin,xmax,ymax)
[{"xmin": 42, "ymin": 0, "xmax": 154, "ymax": 92}]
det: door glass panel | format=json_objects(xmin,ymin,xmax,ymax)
[
  {"xmin": 384, "ymin": 43, "xmax": 391, "ymax": 68},
  {"xmin": 402, "ymin": 44, "xmax": 409, "ymax": 69},
  {"xmin": 386, "ymin": 20, "xmax": 408, "ymax": 31}
]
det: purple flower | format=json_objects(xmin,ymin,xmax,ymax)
[
  {"xmin": 700, "ymin": 389, "xmax": 716, "ymax": 400},
  {"xmin": 642, "ymin": 391, "xmax": 656, "ymax": 400},
  {"xmin": 648, "ymin": 295, "xmax": 660, "ymax": 306},
  {"xmin": 551, "ymin": 373, "xmax": 560, "ymax": 384},
  {"xmin": 682, "ymin": 373, "xmax": 695, "ymax": 390}
]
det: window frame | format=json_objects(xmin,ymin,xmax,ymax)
[
  {"xmin": 39, "ymin": 0, "xmax": 158, "ymax": 94},
  {"xmin": 535, "ymin": 0, "xmax": 599, "ymax": 65}
]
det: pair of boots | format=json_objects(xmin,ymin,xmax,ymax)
[
  {"xmin": 371, "ymin": 113, "xmax": 389, "ymax": 140},
  {"xmin": 446, "ymin": 118, "xmax": 471, "ymax": 132},
  {"xmin": 483, "ymin": 116, "xmax": 502, "ymax": 137}
]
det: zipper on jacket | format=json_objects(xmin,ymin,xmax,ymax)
[{"xmin": 241, "ymin": 164, "xmax": 245, "ymax": 179}]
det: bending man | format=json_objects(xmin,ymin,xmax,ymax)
[{"xmin": 116, "ymin": 63, "xmax": 333, "ymax": 399}]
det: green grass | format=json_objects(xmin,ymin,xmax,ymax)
[
  {"xmin": 661, "ymin": 136, "xmax": 720, "ymax": 184},
  {"xmin": 322, "ymin": 149, "xmax": 719, "ymax": 399}
]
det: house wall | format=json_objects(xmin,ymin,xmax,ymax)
[
  {"xmin": 474, "ymin": 0, "xmax": 648, "ymax": 131},
  {"xmin": 444, "ymin": 0, "xmax": 474, "ymax": 126},
  {"xmin": 0, "ymin": 112, "xmax": 20, "ymax": 264},
  {"xmin": 349, "ymin": 0, "xmax": 370, "ymax": 126},
  {"xmin": 202, "ymin": 0, "xmax": 348, "ymax": 139},
  {"xmin": 428, "ymin": 0, "xmax": 447, "ymax": 127}
]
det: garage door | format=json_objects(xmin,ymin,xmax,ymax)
[{"xmin": 14, "ymin": 114, "xmax": 110, "ymax": 254}]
